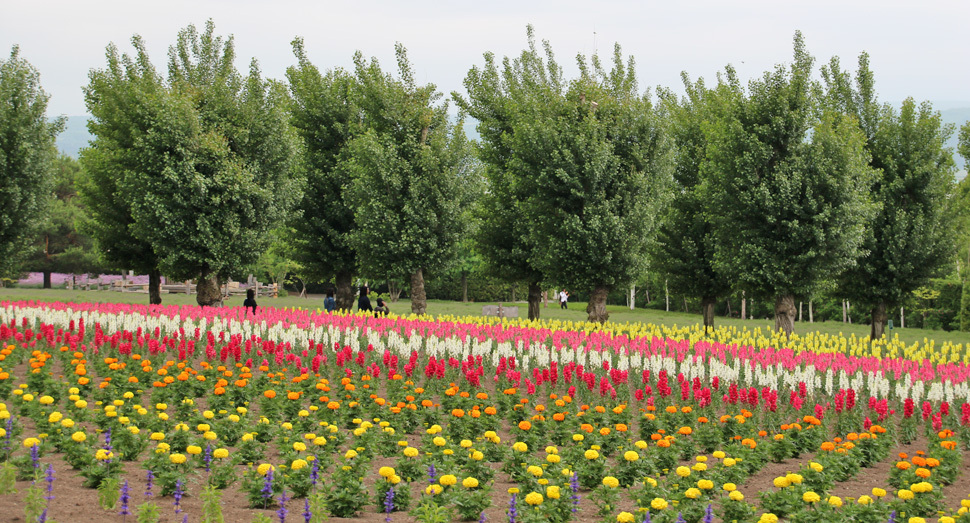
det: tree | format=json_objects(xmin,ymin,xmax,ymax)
[
  {"xmin": 82, "ymin": 21, "xmax": 299, "ymax": 306},
  {"xmin": 457, "ymin": 28, "xmax": 672, "ymax": 323},
  {"xmin": 0, "ymin": 46, "xmax": 63, "ymax": 278},
  {"xmin": 27, "ymin": 155, "xmax": 104, "ymax": 287},
  {"xmin": 653, "ymin": 75, "xmax": 733, "ymax": 332},
  {"xmin": 343, "ymin": 44, "xmax": 470, "ymax": 315},
  {"xmin": 702, "ymin": 32, "xmax": 876, "ymax": 336},
  {"xmin": 823, "ymin": 53, "xmax": 956, "ymax": 339},
  {"xmin": 287, "ymin": 39, "xmax": 360, "ymax": 310}
]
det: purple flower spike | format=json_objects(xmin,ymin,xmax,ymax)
[
  {"xmin": 508, "ymin": 493, "xmax": 518, "ymax": 523},
  {"xmin": 303, "ymin": 498, "xmax": 312, "ymax": 523},
  {"xmin": 173, "ymin": 479, "xmax": 184, "ymax": 514},
  {"xmin": 277, "ymin": 487, "xmax": 289, "ymax": 523},
  {"xmin": 703, "ymin": 503, "xmax": 714, "ymax": 523},
  {"xmin": 119, "ymin": 479, "xmax": 130, "ymax": 517}
]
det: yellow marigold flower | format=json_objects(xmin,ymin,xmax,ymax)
[
  {"xmin": 425, "ymin": 484, "xmax": 442, "ymax": 495},
  {"xmin": 169, "ymin": 453, "xmax": 187, "ymax": 465},
  {"xmin": 809, "ymin": 462, "xmax": 823, "ymax": 472},
  {"xmin": 897, "ymin": 489, "xmax": 914, "ymax": 500},
  {"xmin": 623, "ymin": 451, "xmax": 639, "ymax": 461},
  {"xmin": 786, "ymin": 473, "xmax": 803, "ymax": 485},
  {"xmin": 712, "ymin": 451, "xmax": 726, "ymax": 458},
  {"xmin": 872, "ymin": 488, "xmax": 886, "ymax": 497},
  {"xmin": 197, "ymin": 423, "xmax": 210, "ymax": 432},
  {"xmin": 39, "ymin": 395, "xmax": 54, "ymax": 405},
  {"xmin": 757, "ymin": 514, "xmax": 778, "ymax": 523},
  {"xmin": 439, "ymin": 475, "xmax": 457, "ymax": 486},
  {"xmin": 602, "ymin": 476, "xmax": 620, "ymax": 488},
  {"xmin": 23, "ymin": 437, "xmax": 40, "ymax": 448},
  {"xmin": 241, "ymin": 433, "xmax": 254, "ymax": 442},
  {"xmin": 462, "ymin": 477, "xmax": 479, "ymax": 489},
  {"xmin": 403, "ymin": 447, "xmax": 419, "ymax": 458},
  {"xmin": 460, "ymin": 439, "xmax": 473, "ymax": 448},
  {"xmin": 203, "ymin": 431, "xmax": 217, "ymax": 441},
  {"xmin": 528, "ymin": 466, "xmax": 543, "ymax": 477},
  {"xmin": 650, "ymin": 498, "xmax": 668, "ymax": 511},
  {"xmin": 723, "ymin": 457, "xmax": 737, "ymax": 467},
  {"xmin": 572, "ymin": 434, "xmax": 584, "ymax": 442},
  {"xmin": 940, "ymin": 517, "xmax": 955, "ymax": 523},
  {"xmin": 379, "ymin": 467, "xmax": 396, "ymax": 478},
  {"xmin": 772, "ymin": 476, "xmax": 790, "ymax": 488},
  {"xmin": 617, "ymin": 512, "xmax": 635, "ymax": 523},
  {"xmin": 676, "ymin": 466, "xmax": 691, "ymax": 477},
  {"xmin": 291, "ymin": 459, "xmax": 308, "ymax": 470},
  {"xmin": 213, "ymin": 448, "xmax": 229, "ymax": 459},
  {"xmin": 546, "ymin": 485, "xmax": 560, "ymax": 499},
  {"xmin": 857, "ymin": 495, "xmax": 872, "ymax": 505},
  {"xmin": 472, "ymin": 450, "xmax": 484, "ymax": 461},
  {"xmin": 524, "ymin": 492, "xmax": 543, "ymax": 506},
  {"xmin": 186, "ymin": 445, "xmax": 202, "ymax": 455},
  {"xmin": 723, "ymin": 483, "xmax": 737, "ymax": 492},
  {"xmin": 802, "ymin": 491, "xmax": 820, "ymax": 503},
  {"xmin": 512, "ymin": 442, "xmax": 528, "ymax": 452},
  {"xmin": 71, "ymin": 432, "xmax": 86, "ymax": 443},
  {"xmin": 47, "ymin": 412, "xmax": 62, "ymax": 423},
  {"xmin": 635, "ymin": 440, "xmax": 648, "ymax": 449},
  {"xmin": 546, "ymin": 454, "xmax": 561, "ymax": 463},
  {"xmin": 257, "ymin": 463, "xmax": 275, "ymax": 476},
  {"xmin": 584, "ymin": 449, "xmax": 599, "ymax": 460},
  {"xmin": 697, "ymin": 479, "xmax": 714, "ymax": 490},
  {"xmin": 907, "ymin": 518, "xmax": 926, "ymax": 523},
  {"xmin": 293, "ymin": 442, "xmax": 307, "ymax": 452},
  {"xmin": 344, "ymin": 450, "xmax": 358, "ymax": 459},
  {"xmin": 729, "ymin": 490, "xmax": 744, "ymax": 501}
]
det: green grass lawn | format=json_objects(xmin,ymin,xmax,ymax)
[{"xmin": 1, "ymin": 286, "xmax": 967, "ymax": 346}]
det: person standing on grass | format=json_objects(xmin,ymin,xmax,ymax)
[
  {"xmin": 559, "ymin": 289, "xmax": 569, "ymax": 309},
  {"xmin": 324, "ymin": 290, "xmax": 336, "ymax": 313},
  {"xmin": 243, "ymin": 289, "xmax": 258, "ymax": 315},
  {"xmin": 358, "ymin": 286, "xmax": 373, "ymax": 313}
]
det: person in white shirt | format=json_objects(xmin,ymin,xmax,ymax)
[{"xmin": 559, "ymin": 289, "xmax": 569, "ymax": 309}]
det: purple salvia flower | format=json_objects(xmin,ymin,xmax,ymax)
[
  {"xmin": 479, "ymin": 512, "xmax": 487, "ymax": 523},
  {"xmin": 38, "ymin": 508, "xmax": 48, "ymax": 523},
  {"xmin": 44, "ymin": 464, "xmax": 55, "ymax": 502},
  {"xmin": 30, "ymin": 444, "xmax": 40, "ymax": 473},
  {"xmin": 303, "ymin": 498, "xmax": 312, "ymax": 523},
  {"xmin": 702, "ymin": 503, "xmax": 714, "ymax": 523},
  {"xmin": 3, "ymin": 417, "xmax": 12, "ymax": 457},
  {"xmin": 310, "ymin": 458, "xmax": 319, "ymax": 486},
  {"xmin": 182, "ymin": 514, "xmax": 188, "ymax": 523},
  {"xmin": 262, "ymin": 469, "xmax": 275, "ymax": 507},
  {"xmin": 508, "ymin": 493, "xmax": 518, "ymax": 523},
  {"xmin": 642, "ymin": 511, "xmax": 651, "ymax": 523},
  {"xmin": 675, "ymin": 513, "xmax": 685, "ymax": 523},
  {"xmin": 887, "ymin": 511, "xmax": 897, "ymax": 523},
  {"xmin": 204, "ymin": 444, "xmax": 213, "ymax": 473},
  {"xmin": 103, "ymin": 428, "xmax": 112, "ymax": 451},
  {"xmin": 427, "ymin": 464, "xmax": 437, "ymax": 484},
  {"xmin": 119, "ymin": 479, "xmax": 130, "ymax": 517},
  {"xmin": 277, "ymin": 487, "xmax": 289, "ymax": 523},
  {"xmin": 145, "ymin": 470, "xmax": 154, "ymax": 499},
  {"xmin": 173, "ymin": 479, "xmax": 184, "ymax": 514},
  {"xmin": 569, "ymin": 472, "xmax": 580, "ymax": 513},
  {"xmin": 384, "ymin": 486, "xmax": 395, "ymax": 522}
]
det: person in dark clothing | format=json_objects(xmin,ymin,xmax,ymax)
[
  {"xmin": 374, "ymin": 295, "xmax": 390, "ymax": 317},
  {"xmin": 358, "ymin": 287, "xmax": 373, "ymax": 313},
  {"xmin": 324, "ymin": 291, "xmax": 336, "ymax": 313},
  {"xmin": 243, "ymin": 289, "xmax": 258, "ymax": 314}
]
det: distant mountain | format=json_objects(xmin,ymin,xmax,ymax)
[{"xmin": 55, "ymin": 115, "xmax": 91, "ymax": 158}]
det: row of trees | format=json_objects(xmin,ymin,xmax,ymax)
[{"xmin": 2, "ymin": 23, "xmax": 968, "ymax": 336}]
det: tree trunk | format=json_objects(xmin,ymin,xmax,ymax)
[
  {"xmin": 725, "ymin": 298, "xmax": 732, "ymax": 318},
  {"xmin": 701, "ymin": 296, "xmax": 716, "ymax": 334},
  {"xmin": 809, "ymin": 300, "xmax": 814, "ymax": 323},
  {"xmin": 196, "ymin": 268, "xmax": 222, "ymax": 307},
  {"xmin": 148, "ymin": 269, "xmax": 162, "ymax": 305},
  {"xmin": 511, "ymin": 286, "xmax": 516, "ymax": 302},
  {"xmin": 335, "ymin": 271, "xmax": 354, "ymax": 311},
  {"xmin": 43, "ymin": 270, "xmax": 52, "ymax": 289},
  {"xmin": 798, "ymin": 301, "xmax": 803, "ymax": 322},
  {"xmin": 842, "ymin": 300, "xmax": 848, "ymax": 323},
  {"xmin": 586, "ymin": 285, "xmax": 610, "ymax": 323},
  {"xmin": 900, "ymin": 307, "xmax": 905, "ymax": 329},
  {"xmin": 461, "ymin": 271, "xmax": 468, "ymax": 303},
  {"xmin": 664, "ymin": 279, "xmax": 669, "ymax": 312},
  {"xmin": 543, "ymin": 291, "xmax": 548, "ymax": 308},
  {"xmin": 629, "ymin": 285, "xmax": 636, "ymax": 310},
  {"xmin": 741, "ymin": 291, "xmax": 746, "ymax": 321},
  {"xmin": 683, "ymin": 297, "xmax": 689, "ymax": 313},
  {"xmin": 410, "ymin": 268, "xmax": 427, "ymax": 315},
  {"xmin": 870, "ymin": 301, "xmax": 888, "ymax": 340},
  {"xmin": 527, "ymin": 281, "xmax": 541, "ymax": 321},
  {"xmin": 388, "ymin": 279, "xmax": 402, "ymax": 302},
  {"xmin": 774, "ymin": 294, "xmax": 796, "ymax": 336},
  {"xmin": 847, "ymin": 300, "xmax": 852, "ymax": 324}
]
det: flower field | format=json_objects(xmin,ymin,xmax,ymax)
[{"xmin": 0, "ymin": 300, "xmax": 969, "ymax": 523}]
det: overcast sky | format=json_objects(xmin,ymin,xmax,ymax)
[{"xmin": 3, "ymin": 0, "xmax": 968, "ymax": 116}]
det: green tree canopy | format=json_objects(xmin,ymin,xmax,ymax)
[
  {"xmin": 702, "ymin": 32, "xmax": 876, "ymax": 335},
  {"xmin": 824, "ymin": 52, "xmax": 956, "ymax": 339},
  {"xmin": 342, "ymin": 44, "xmax": 471, "ymax": 315},
  {"xmin": 82, "ymin": 21, "xmax": 300, "ymax": 305},
  {"xmin": 457, "ymin": 28, "xmax": 673, "ymax": 323},
  {"xmin": 286, "ymin": 39, "xmax": 360, "ymax": 310},
  {"xmin": 0, "ymin": 46, "xmax": 63, "ymax": 278},
  {"xmin": 653, "ymin": 75, "xmax": 733, "ymax": 331}
]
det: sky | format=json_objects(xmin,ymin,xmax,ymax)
[{"xmin": 3, "ymin": 0, "xmax": 968, "ymax": 116}]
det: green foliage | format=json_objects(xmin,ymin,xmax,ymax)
[
  {"xmin": 97, "ymin": 475, "xmax": 121, "ymax": 509},
  {"xmin": 0, "ymin": 463, "xmax": 16, "ymax": 494},
  {"xmin": 824, "ymin": 53, "xmax": 956, "ymax": 323},
  {"xmin": 343, "ymin": 45, "xmax": 471, "ymax": 294},
  {"xmin": 652, "ymin": 76, "xmax": 732, "ymax": 316},
  {"xmin": 456, "ymin": 27, "xmax": 673, "ymax": 317},
  {"xmin": 135, "ymin": 502, "xmax": 160, "ymax": 523},
  {"xmin": 286, "ymin": 40, "xmax": 360, "ymax": 286},
  {"xmin": 24, "ymin": 484, "xmax": 45, "ymax": 523},
  {"xmin": 201, "ymin": 485, "xmax": 226, "ymax": 523},
  {"xmin": 0, "ymin": 46, "xmax": 64, "ymax": 277},
  {"xmin": 961, "ymin": 279, "xmax": 970, "ymax": 332},
  {"xmin": 81, "ymin": 20, "xmax": 300, "ymax": 286},
  {"xmin": 703, "ymin": 33, "xmax": 875, "ymax": 310}
]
